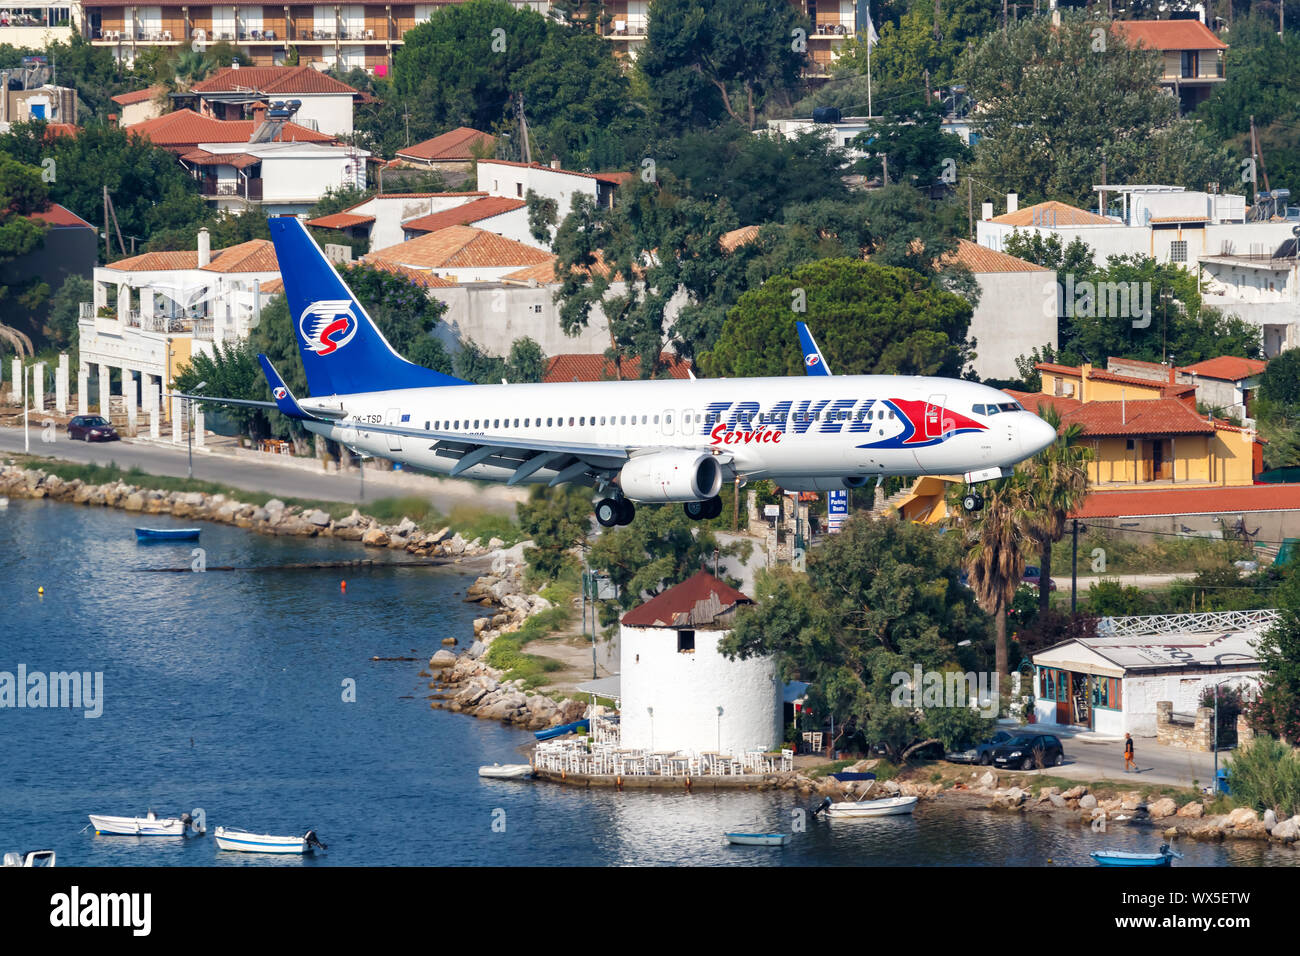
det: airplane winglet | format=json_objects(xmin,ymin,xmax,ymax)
[
  {"xmin": 796, "ymin": 322, "xmax": 832, "ymax": 376},
  {"xmin": 258, "ymin": 354, "xmax": 313, "ymax": 420}
]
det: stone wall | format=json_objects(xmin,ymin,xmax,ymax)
[{"xmin": 1155, "ymin": 700, "xmax": 1214, "ymax": 751}]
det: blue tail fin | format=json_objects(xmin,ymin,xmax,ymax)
[
  {"xmin": 267, "ymin": 216, "xmax": 468, "ymax": 395},
  {"xmin": 258, "ymin": 353, "xmax": 312, "ymax": 420},
  {"xmin": 796, "ymin": 321, "xmax": 832, "ymax": 376}
]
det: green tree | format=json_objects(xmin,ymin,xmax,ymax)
[
  {"xmin": 174, "ymin": 339, "xmax": 271, "ymax": 438},
  {"xmin": 1250, "ymin": 568, "xmax": 1300, "ymax": 742},
  {"xmin": 588, "ymin": 504, "xmax": 748, "ymax": 625},
  {"xmin": 45, "ymin": 273, "xmax": 92, "ymax": 364},
  {"xmin": 954, "ymin": 475, "xmax": 1037, "ymax": 677},
  {"xmin": 853, "ymin": 97, "xmax": 971, "ymax": 188},
  {"xmin": 516, "ymin": 485, "xmax": 592, "ymax": 581},
  {"xmin": 965, "ymin": 13, "xmax": 1188, "ymax": 206},
  {"xmin": 700, "ymin": 258, "xmax": 973, "ymax": 379},
  {"xmin": 392, "ymin": 0, "xmax": 551, "ymax": 139},
  {"xmin": 1020, "ymin": 405, "xmax": 1092, "ymax": 616},
  {"xmin": 722, "ymin": 517, "xmax": 991, "ymax": 760},
  {"xmin": 0, "ymin": 153, "xmax": 51, "ymax": 344},
  {"xmin": 636, "ymin": 0, "xmax": 805, "ymax": 131}
]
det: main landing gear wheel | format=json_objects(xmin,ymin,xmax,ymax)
[
  {"xmin": 962, "ymin": 491, "xmax": 985, "ymax": 513},
  {"xmin": 597, "ymin": 498, "xmax": 637, "ymax": 528},
  {"xmin": 616, "ymin": 498, "xmax": 636, "ymax": 525},
  {"xmin": 684, "ymin": 496, "xmax": 723, "ymax": 521},
  {"xmin": 596, "ymin": 498, "xmax": 621, "ymax": 527}
]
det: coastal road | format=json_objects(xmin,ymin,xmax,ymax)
[
  {"xmin": 1047, "ymin": 729, "xmax": 1219, "ymax": 789},
  {"xmin": 0, "ymin": 425, "xmax": 526, "ymax": 515}
]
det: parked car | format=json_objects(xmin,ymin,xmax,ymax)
[
  {"xmin": 67, "ymin": 415, "xmax": 119, "ymax": 442},
  {"xmin": 945, "ymin": 729, "xmax": 1017, "ymax": 765},
  {"xmin": 989, "ymin": 733, "xmax": 1065, "ymax": 771},
  {"xmin": 1022, "ymin": 566, "xmax": 1057, "ymax": 591}
]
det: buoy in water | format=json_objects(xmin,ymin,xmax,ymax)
[
  {"xmin": 340, "ymin": 580, "xmax": 347, "ymax": 592},
  {"xmin": 37, "ymin": 586, "xmax": 44, "ymax": 595}
]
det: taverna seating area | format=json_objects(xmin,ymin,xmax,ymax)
[{"xmin": 532, "ymin": 720, "xmax": 794, "ymax": 778}]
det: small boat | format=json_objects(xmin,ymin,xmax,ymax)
[
  {"xmin": 478, "ymin": 763, "xmax": 534, "ymax": 779},
  {"xmin": 88, "ymin": 811, "xmax": 200, "ymax": 837},
  {"xmin": 3, "ymin": 850, "xmax": 55, "ymax": 867},
  {"xmin": 829, "ymin": 771, "xmax": 877, "ymax": 782},
  {"xmin": 214, "ymin": 827, "xmax": 327, "ymax": 855},
  {"xmin": 1090, "ymin": 844, "xmax": 1183, "ymax": 867},
  {"xmin": 534, "ymin": 719, "xmax": 589, "ymax": 741},
  {"xmin": 814, "ymin": 795, "xmax": 919, "ymax": 819},
  {"xmin": 135, "ymin": 527, "xmax": 201, "ymax": 541},
  {"xmin": 724, "ymin": 832, "xmax": 792, "ymax": 847}
]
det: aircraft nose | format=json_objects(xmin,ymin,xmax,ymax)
[{"xmin": 1023, "ymin": 414, "xmax": 1058, "ymax": 456}]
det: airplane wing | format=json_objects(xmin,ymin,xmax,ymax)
[{"xmin": 796, "ymin": 322, "xmax": 832, "ymax": 376}]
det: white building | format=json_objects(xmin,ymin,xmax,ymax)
[
  {"xmin": 308, "ymin": 191, "xmax": 493, "ymax": 253},
  {"xmin": 1199, "ymin": 244, "xmax": 1300, "ymax": 356},
  {"xmin": 477, "ymin": 159, "xmax": 633, "ymax": 248},
  {"xmin": 190, "ymin": 65, "xmax": 361, "ymax": 137},
  {"xmin": 182, "ymin": 139, "xmax": 368, "ymax": 217},
  {"xmin": 77, "ymin": 230, "xmax": 279, "ymax": 426},
  {"xmin": 1031, "ymin": 610, "xmax": 1269, "ymax": 737},
  {"xmin": 766, "ymin": 114, "xmax": 979, "ymax": 159},
  {"xmin": 619, "ymin": 571, "xmax": 783, "ymax": 756},
  {"xmin": 365, "ymin": 224, "xmax": 554, "ymax": 284},
  {"xmin": 977, "ymin": 187, "xmax": 1299, "ymax": 274},
  {"xmin": 943, "ymin": 239, "xmax": 1056, "ymax": 381}
]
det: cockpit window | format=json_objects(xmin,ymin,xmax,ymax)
[{"xmin": 996, "ymin": 402, "xmax": 1022, "ymax": 412}]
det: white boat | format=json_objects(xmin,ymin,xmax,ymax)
[
  {"xmin": 819, "ymin": 795, "xmax": 919, "ymax": 818},
  {"xmin": 3, "ymin": 850, "xmax": 55, "ymax": 866},
  {"xmin": 724, "ymin": 832, "xmax": 792, "ymax": 847},
  {"xmin": 88, "ymin": 811, "xmax": 199, "ymax": 836},
  {"xmin": 214, "ymin": 827, "xmax": 327, "ymax": 854},
  {"xmin": 478, "ymin": 763, "xmax": 534, "ymax": 779}
]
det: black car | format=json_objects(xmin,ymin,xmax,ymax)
[
  {"xmin": 945, "ymin": 729, "xmax": 1016, "ymax": 765},
  {"xmin": 989, "ymin": 733, "xmax": 1065, "ymax": 771},
  {"xmin": 67, "ymin": 415, "xmax": 119, "ymax": 442}
]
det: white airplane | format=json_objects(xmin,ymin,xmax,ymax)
[{"xmin": 181, "ymin": 218, "xmax": 1057, "ymax": 527}]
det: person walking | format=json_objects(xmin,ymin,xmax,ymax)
[{"xmin": 1123, "ymin": 733, "xmax": 1136, "ymax": 773}]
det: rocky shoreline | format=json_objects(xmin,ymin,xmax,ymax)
[
  {"xmin": 0, "ymin": 463, "xmax": 495, "ymax": 559},
  {"xmin": 425, "ymin": 545, "xmax": 589, "ymax": 731}
]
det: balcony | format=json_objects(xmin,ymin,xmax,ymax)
[
  {"xmin": 812, "ymin": 18, "xmax": 856, "ymax": 36},
  {"xmin": 200, "ymin": 178, "xmax": 264, "ymax": 201}
]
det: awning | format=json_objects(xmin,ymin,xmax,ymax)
[
  {"xmin": 576, "ymin": 675, "xmax": 621, "ymax": 699},
  {"xmin": 783, "ymin": 680, "xmax": 810, "ymax": 704}
]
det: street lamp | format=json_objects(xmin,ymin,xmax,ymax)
[{"xmin": 187, "ymin": 381, "xmax": 207, "ymax": 479}]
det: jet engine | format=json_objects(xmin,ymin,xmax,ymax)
[{"xmin": 618, "ymin": 451, "xmax": 723, "ymax": 502}]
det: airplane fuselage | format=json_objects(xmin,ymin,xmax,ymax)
[{"xmin": 300, "ymin": 373, "xmax": 1053, "ymax": 492}]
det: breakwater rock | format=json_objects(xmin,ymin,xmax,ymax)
[{"xmin": 0, "ymin": 464, "xmax": 492, "ymax": 559}]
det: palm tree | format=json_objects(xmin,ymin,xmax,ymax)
[
  {"xmin": 952, "ymin": 475, "xmax": 1037, "ymax": 678},
  {"xmin": 167, "ymin": 49, "xmax": 216, "ymax": 94},
  {"xmin": 1022, "ymin": 404, "xmax": 1092, "ymax": 615}
]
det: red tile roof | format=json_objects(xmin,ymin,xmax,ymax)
[
  {"xmin": 366, "ymin": 225, "xmax": 552, "ymax": 270},
  {"xmin": 1071, "ymin": 484, "xmax": 1300, "ymax": 519},
  {"xmin": 401, "ymin": 197, "xmax": 526, "ymax": 234},
  {"xmin": 989, "ymin": 200, "xmax": 1114, "ymax": 227},
  {"xmin": 42, "ymin": 123, "xmax": 78, "ymax": 139},
  {"xmin": 30, "ymin": 204, "xmax": 93, "ymax": 229},
  {"xmin": 543, "ymin": 352, "xmax": 692, "ymax": 383},
  {"xmin": 1180, "ymin": 356, "xmax": 1267, "ymax": 382},
  {"xmin": 720, "ymin": 225, "xmax": 760, "ymax": 253},
  {"xmin": 180, "ymin": 148, "xmax": 262, "ymax": 169},
  {"xmin": 1003, "ymin": 389, "xmax": 1082, "ymax": 417},
  {"xmin": 111, "ymin": 87, "xmax": 159, "ymax": 106},
  {"xmin": 127, "ymin": 109, "xmax": 335, "ymax": 151},
  {"xmin": 308, "ymin": 212, "xmax": 376, "ymax": 230},
  {"xmin": 620, "ymin": 571, "xmax": 752, "ymax": 629},
  {"xmin": 397, "ymin": 127, "xmax": 495, "ymax": 162},
  {"xmin": 1036, "ymin": 362, "xmax": 1083, "ymax": 376},
  {"xmin": 1113, "ymin": 19, "xmax": 1227, "ymax": 52},
  {"xmin": 479, "ymin": 158, "xmax": 633, "ymax": 184},
  {"xmin": 192, "ymin": 65, "xmax": 360, "ymax": 96},
  {"xmin": 360, "ymin": 260, "xmax": 456, "ymax": 289},
  {"xmin": 106, "ymin": 239, "xmax": 278, "ymax": 273},
  {"xmin": 942, "ymin": 238, "xmax": 1053, "ymax": 274},
  {"xmin": 1060, "ymin": 398, "xmax": 1218, "ymax": 437}
]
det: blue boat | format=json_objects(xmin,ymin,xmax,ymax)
[
  {"xmin": 830, "ymin": 772, "xmax": 877, "ymax": 782},
  {"xmin": 534, "ymin": 719, "xmax": 589, "ymax": 741},
  {"xmin": 135, "ymin": 527, "xmax": 202, "ymax": 542},
  {"xmin": 1090, "ymin": 844, "xmax": 1183, "ymax": 867}
]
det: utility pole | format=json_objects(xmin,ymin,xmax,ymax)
[
  {"xmin": 1070, "ymin": 518, "xmax": 1079, "ymax": 614},
  {"xmin": 967, "ymin": 176, "xmax": 974, "ymax": 238},
  {"xmin": 882, "ymin": 153, "xmax": 889, "ymax": 186},
  {"xmin": 1251, "ymin": 115, "xmax": 1272, "ymax": 193}
]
